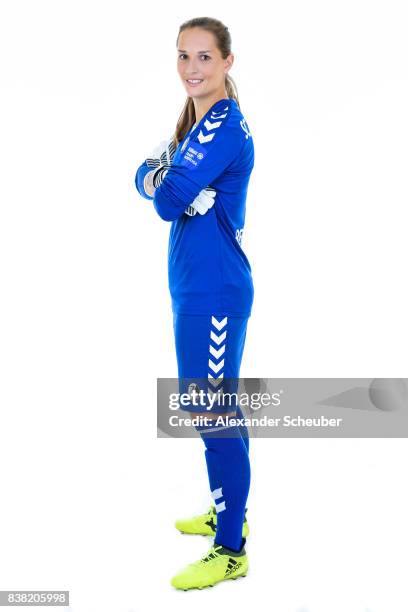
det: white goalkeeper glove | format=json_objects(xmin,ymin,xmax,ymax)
[
  {"xmin": 145, "ymin": 136, "xmax": 176, "ymax": 169},
  {"xmin": 144, "ymin": 136, "xmax": 216, "ymax": 216},
  {"xmin": 143, "ymin": 134, "xmax": 177, "ymax": 193},
  {"xmin": 185, "ymin": 187, "xmax": 216, "ymax": 216}
]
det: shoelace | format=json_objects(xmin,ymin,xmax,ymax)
[{"xmin": 191, "ymin": 545, "xmax": 224, "ymax": 567}]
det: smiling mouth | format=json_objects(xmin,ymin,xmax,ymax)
[{"xmin": 186, "ymin": 79, "xmax": 203, "ymax": 85}]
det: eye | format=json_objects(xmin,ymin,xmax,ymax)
[{"xmin": 178, "ymin": 54, "xmax": 211, "ymax": 61}]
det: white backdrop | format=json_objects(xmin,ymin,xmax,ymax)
[{"xmin": 0, "ymin": 1, "xmax": 407, "ymax": 611}]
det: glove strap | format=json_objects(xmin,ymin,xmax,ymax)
[
  {"xmin": 152, "ymin": 166, "xmax": 169, "ymax": 188},
  {"xmin": 160, "ymin": 138, "xmax": 177, "ymax": 166},
  {"xmin": 185, "ymin": 205, "xmax": 198, "ymax": 216}
]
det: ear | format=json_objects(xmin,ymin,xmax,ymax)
[{"xmin": 224, "ymin": 53, "xmax": 234, "ymax": 74}]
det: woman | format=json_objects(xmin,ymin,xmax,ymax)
[{"xmin": 135, "ymin": 16, "xmax": 255, "ymax": 590}]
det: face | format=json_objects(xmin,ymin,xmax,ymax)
[{"xmin": 177, "ymin": 28, "xmax": 234, "ymax": 100}]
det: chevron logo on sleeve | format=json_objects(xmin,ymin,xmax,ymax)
[
  {"xmin": 197, "ymin": 130, "xmax": 215, "ymax": 144},
  {"xmin": 203, "ymin": 118, "xmax": 222, "ymax": 131},
  {"xmin": 210, "ymin": 107, "xmax": 228, "ymax": 120},
  {"xmin": 196, "ymin": 105, "xmax": 229, "ymax": 145}
]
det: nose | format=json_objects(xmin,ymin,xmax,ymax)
[{"xmin": 185, "ymin": 58, "xmax": 200, "ymax": 74}]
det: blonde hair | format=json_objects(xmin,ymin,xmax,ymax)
[{"xmin": 174, "ymin": 17, "xmax": 240, "ymax": 147}]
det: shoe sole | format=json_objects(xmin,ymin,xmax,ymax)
[{"xmin": 180, "ymin": 573, "xmax": 247, "ymax": 591}]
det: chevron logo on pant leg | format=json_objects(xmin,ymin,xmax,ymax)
[
  {"xmin": 209, "ymin": 344, "xmax": 225, "ymax": 359},
  {"xmin": 211, "ymin": 316, "xmax": 228, "ymax": 331},
  {"xmin": 210, "ymin": 330, "xmax": 226, "ymax": 345},
  {"xmin": 208, "ymin": 358, "xmax": 225, "ymax": 374},
  {"xmin": 208, "ymin": 372, "xmax": 224, "ymax": 387},
  {"xmin": 207, "ymin": 314, "xmax": 228, "ymax": 397}
]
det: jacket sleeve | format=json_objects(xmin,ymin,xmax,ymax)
[
  {"xmin": 135, "ymin": 161, "xmax": 154, "ymax": 201},
  {"xmin": 152, "ymin": 120, "xmax": 246, "ymax": 222}
]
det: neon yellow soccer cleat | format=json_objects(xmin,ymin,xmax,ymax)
[
  {"xmin": 175, "ymin": 505, "xmax": 249, "ymax": 538},
  {"xmin": 171, "ymin": 539, "xmax": 248, "ymax": 590}
]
